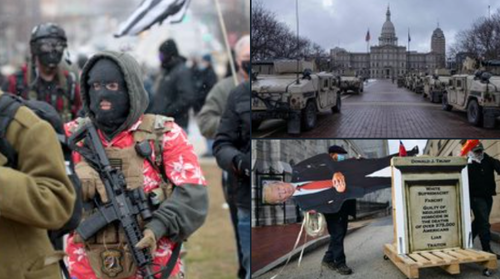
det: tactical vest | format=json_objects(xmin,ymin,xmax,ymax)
[
  {"xmin": 15, "ymin": 64, "xmax": 76, "ymax": 123},
  {"xmin": 70, "ymin": 114, "xmax": 174, "ymax": 279}
]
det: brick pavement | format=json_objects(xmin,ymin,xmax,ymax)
[{"xmin": 253, "ymin": 79, "xmax": 500, "ymax": 138}]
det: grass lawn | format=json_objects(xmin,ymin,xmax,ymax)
[{"xmin": 184, "ymin": 160, "xmax": 239, "ymax": 279}]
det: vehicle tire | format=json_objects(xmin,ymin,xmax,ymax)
[
  {"xmin": 442, "ymin": 93, "xmax": 452, "ymax": 111},
  {"xmin": 301, "ymin": 100, "xmax": 317, "ymax": 131},
  {"xmin": 360, "ymin": 87, "xmax": 364, "ymax": 93},
  {"xmin": 252, "ymin": 120, "xmax": 262, "ymax": 131},
  {"xmin": 332, "ymin": 94, "xmax": 341, "ymax": 113},
  {"xmin": 467, "ymin": 99, "xmax": 483, "ymax": 127}
]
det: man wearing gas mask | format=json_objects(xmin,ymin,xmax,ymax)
[
  {"xmin": 2, "ymin": 23, "xmax": 81, "ymax": 122},
  {"xmin": 64, "ymin": 51, "xmax": 208, "ymax": 279},
  {"xmin": 2, "ymin": 23, "xmax": 81, "ymax": 123},
  {"xmin": 467, "ymin": 142, "xmax": 500, "ymax": 259},
  {"xmin": 147, "ymin": 39, "xmax": 195, "ymax": 131}
]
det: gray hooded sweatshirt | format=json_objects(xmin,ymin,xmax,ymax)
[{"xmin": 80, "ymin": 50, "xmax": 208, "ymax": 242}]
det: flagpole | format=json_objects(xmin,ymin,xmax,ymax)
[
  {"xmin": 407, "ymin": 27, "xmax": 410, "ymax": 72},
  {"xmin": 214, "ymin": 0, "xmax": 239, "ymax": 86},
  {"xmin": 296, "ymin": 0, "xmax": 300, "ymax": 85}
]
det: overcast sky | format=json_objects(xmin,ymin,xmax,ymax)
[
  {"xmin": 257, "ymin": 0, "xmax": 498, "ymax": 54},
  {"xmin": 388, "ymin": 140, "xmax": 427, "ymax": 155}
]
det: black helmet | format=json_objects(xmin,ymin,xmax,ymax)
[
  {"xmin": 29, "ymin": 23, "xmax": 68, "ymax": 68},
  {"xmin": 30, "ymin": 23, "xmax": 67, "ymax": 44}
]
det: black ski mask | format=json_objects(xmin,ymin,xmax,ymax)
[
  {"xmin": 87, "ymin": 59, "xmax": 130, "ymax": 139},
  {"xmin": 35, "ymin": 38, "xmax": 66, "ymax": 69},
  {"xmin": 38, "ymin": 51, "xmax": 63, "ymax": 68}
]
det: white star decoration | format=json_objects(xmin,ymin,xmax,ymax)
[
  {"xmin": 190, "ymin": 166, "xmax": 206, "ymax": 184},
  {"xmin": 169, "ymin": 155, "xmax": 199, "ymax": 184},
  {"xmin": 164, "ymin": 124, "xmax": 188, "ymax": 143},
  {"xmin": 74, "ymin": 247, "xmax": 87, "ymax": 262}
]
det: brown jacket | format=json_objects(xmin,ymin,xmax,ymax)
[{"xmin": 0, "ymin": 91, "xmax": 75, "ymax": 279}]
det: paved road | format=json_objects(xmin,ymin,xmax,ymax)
[
  {"xmin": 253, "ymin": 79, "xmax": 500, "ymax": 138},
  {"xmin": 256, "ymin": 216, "xmax": 500, "ymax": 279}
]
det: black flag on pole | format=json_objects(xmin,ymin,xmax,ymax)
[{"xmin": 115, "ymin": 0, "xmax": 191, "ymax": 38}]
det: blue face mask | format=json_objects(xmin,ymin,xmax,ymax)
[{"xmin": 337, "ymin": 154, "xmax": 346, "ymax": 161}]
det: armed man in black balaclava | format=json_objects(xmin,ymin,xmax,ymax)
[
  {"xmin": 64, "ymin": 51, "xmax": 208, "ymax": 279},
  {"xmin": 2, "ymin": 23, "xmax": 81, "ymax": 122},
  {"xmin": 87, "ymin": 58, "xmax": 130, "ymax": 139}
]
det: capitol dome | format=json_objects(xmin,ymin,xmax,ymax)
[{"xmin": 379, "ymin": 6, "xmax": 398, "ymax": 46}]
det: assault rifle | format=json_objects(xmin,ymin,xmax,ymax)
[{"xmin": 68, "ymin": 122, "xmax": 155, "ymax": 278}]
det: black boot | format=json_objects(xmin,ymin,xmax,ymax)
[
  {"xmin": 335, "ymin": 263, "xmax": 353, "ymax": 275},
  {"xmin": 322, "ymin": 261, "xmax": 353, "ymax": 275},
  {"xmin": 321, "ymin": 260, "xmax": 336, "ymax": 271}
]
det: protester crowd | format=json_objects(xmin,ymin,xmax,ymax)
[{"xmin": 0, "ymin": 19, "xmax": 250, "ymax": 279}]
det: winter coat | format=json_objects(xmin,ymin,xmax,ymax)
[
  {"xmin": 213, "ymin": 82, "xmax": 251, "ymax": 209},
  {"xmin": 468, "ymin": 153, "xmax": 500, "ymax": 198},
  {"xmin": 191, "ymin": 65, "xmax": 218, "ymax": 113},
  {"xmin": 148, "ymin": 58, "xmax": 195, "ymax": 129},
  {"xmin": 196, "ymin": 77, "xmax": 236, "ymax": 139},
  {"xmin": 0, "ymin": 91, "xmax": 75, "ymax": 279}
]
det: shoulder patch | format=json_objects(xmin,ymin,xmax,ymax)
[{"xmin": 138, "ymin": 114, "xmax": 174, "ymax": 133}]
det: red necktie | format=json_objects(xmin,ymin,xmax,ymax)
[{"xmin": 296, "ymin": 180, "xmax": 332, "ymax": 191}]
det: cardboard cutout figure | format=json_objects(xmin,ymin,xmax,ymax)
[{"xmin": 262, "ymin": 147, "xmax": 418, "ymax": 214}]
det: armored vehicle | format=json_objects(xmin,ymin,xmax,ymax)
[
  {"xmin": 397, "ymin": 75, "xmax": 405, "ymax": 87},
  {"xmin": 413, "ymin": 73, "xmax": 425, "ymax": 94},
  {"xmin": 251, "ymin": 60, "xmax": 342, "ymax": 134},
  {"xmin": 339, "ymin": 71, "xmax": 364, "ymax": 94},
  {"xmin": 442, "ymin": 71, "xmax": 500, "ymax": 128},
  {"xmin": 423, "ymin": 69, "xmax": 452, "ymax": 103}
]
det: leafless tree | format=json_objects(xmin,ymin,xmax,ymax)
[
  {"xmin": 251, "ymin": 0, "xmax": 326, "ymax": 62},
  {"xmin": 450, "ymin": 9, "xmax": 500, "ymax": 61}
]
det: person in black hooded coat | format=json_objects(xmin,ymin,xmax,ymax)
[{"xmin": 147, "ymin": 39, "xmax": 195, "ymax": 131}]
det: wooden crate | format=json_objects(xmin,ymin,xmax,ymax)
[{"xmin": 383, "ymin": 243, "xmax": 498, "ymax": 278}]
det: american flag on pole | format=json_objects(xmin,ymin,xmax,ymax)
[
  {"xmin": 365, "ymin": 29, "xmax": 371, "ymax": 42},
  {"xmin": 114, "ymin": 0, "xmax": 191, "ymax": 38},
  {"xmin": 399, "ymin": 141, "xmax": 407, "ymax": 157}
]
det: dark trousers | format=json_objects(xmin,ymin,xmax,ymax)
[
  {"xmin": 471, "ymin": 196, "xmax": 493, "ymax": 251},
  {"xmin": 323, "ymin": 206, "xmax": 349, "ymax": 264},
  {"xmin": 222, "ymin": 172, "xmax": 246, "ymax": 279}
]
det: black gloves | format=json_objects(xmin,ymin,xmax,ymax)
[{"xmin": 233, "ymin": 152, "xmax": 250, "ymax": 177}]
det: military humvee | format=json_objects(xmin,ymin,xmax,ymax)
[
  {"xmin": 413, "ymin": 73, "xmax": 425, "ymax": 94},
  {"xmin": 339, "ymin": 71, "xmax": 364, "ymax": 94},
  {"xmin": 423, "ymin": 69, "xmax": 451, "ymax": 103},
  {"xmin": 406, "ymin": 73, "xmax": 419, "ymax": 91},
  {"xmin": 442, "ymin": 71, "xmax": 500, "ymax": 128},
  {"xmin": 404, "ymin": 73, "xmax": 413, "ymax": 89},
  {"xmin": 397, "ymin": 75, "xmax": 405, "ymax": 87},
  {"xmin": 251, "ymin": 60, "xmax": 341, "ymax": 134}
]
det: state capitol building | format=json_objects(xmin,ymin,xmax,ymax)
[{"xmin": 330, "ymin": 6, "xmax": 446, "ymax": 79}]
